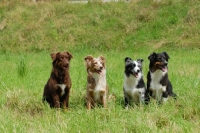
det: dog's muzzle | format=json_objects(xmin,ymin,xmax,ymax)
[{"xmin": 155, "ymin": 62, "xmax": 168, "ymax": 72}]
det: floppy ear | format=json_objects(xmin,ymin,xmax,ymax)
[
  {"xmin": 163, "ymin": 52, "xmax": 170, "ymax": 60},
  {"xmin": 84, "ymin": 55, "xmax": 93, "ymax": 66},
  {"xmin": 50, "ymin": 52, "xmax": 60, "ymax": 61},
  {"xmin": 148, "ymin": 52, "xmax": 156, "ymax": 61},
  {"xmin": 66, "ymin": 52, "xmax": 73, "ymax": 60}
]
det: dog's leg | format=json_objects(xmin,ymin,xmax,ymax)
[
  {"xmin": 124, "ymin": 95, "xmax": 130, "ymax": 109},
  {"xmin": 123, "ymin": 88, "xmax": 130, "ymax": 109},
  {"xmin": 162, "ymin": 91, "xmax": 169, "ymax": 103},
  {"xmin": 144, "ymin": 90, "xmax": 150, "ymax": 105},
  {"xmin": 140, "ymin": 92, "xmax": 145, "ymax": 104},
  {"xmin": 63, "ymin": 90, "xmax": 70, "ymax": 110},
  {"xmin": 100, "ymin": 90, "xmax": 107, "ymax": 108},
  {"xmin": 53, "ymin": 95, "xmax": 60, "ymax": 108},
  {"xmin": 146, "ymin": 72, "xmax": 151, "ymax": 104},
  {"xmin": 167, "ymin": 81, "xmax": 177, "ymax": 100},
  {"xmin": 87, "ymin": 101, "xmax": 91, "ymax": 110},
  {"xmin": 87, "ymin": 90, "xmax": 94, "ymax": 110},
  {"xmin": 87, "ymin": 97, "xmax": 95, "ymax": 109}
]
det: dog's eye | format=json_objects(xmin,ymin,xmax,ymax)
[{"xmin": 158, "ymin": 57, "xmax": 161, "ymax": 60}]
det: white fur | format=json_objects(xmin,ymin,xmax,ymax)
[
  {"xmin": 150, "ymin": 69, "xmax": 167, "ymax": 102},
  {"xmin": 123, "ymin": 73, "xmax": 145, "ymax": 104},
  {"xmin": 93, "ymin": 58, "xmax": 104, "ymax": 70},
  {"xmin": 132, "ymin": 61, "xmax": 140, "ymax": 74},
  {"xmin": 57, "ymin": 84, "xmax": 66, "ymax": 96},
  {"xmin": 91, "ymin": 69, "xmax": 107, "ymax": 103}
]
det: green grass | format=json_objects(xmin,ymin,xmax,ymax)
[
  {"xmin": 0, "ymin": 0, "xmax": 200, "ymax": 132},
  {"xmin": 0, "ymin": 0, "xmax": 200, "ymax": 52},
  {"xmin": 0, "ymin": 48, "xmax": 200, "ymax": 132}
]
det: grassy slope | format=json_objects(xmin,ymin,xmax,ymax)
[
  {"xmin": 0, "ymin": 0, "xmax": 200, "ymax": 52},
  {"xmin": 0, "ymin": 0, "xmax": 200, "ymax": 132}
]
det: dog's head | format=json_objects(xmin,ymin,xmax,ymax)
[
  {"xmin": 51, "ymin": 52, "xmax": 73, "ymax": 71},
  {"xmin": 85, "ymin": 55, "xmax": 106, "ymax": 75},
  {"xmin": 125, "ymin": 57, "xmax": 144, "ymax": 78},
  {"xmin": 148, "ymin": 52, "xmax": 169, "ymax": 72}
]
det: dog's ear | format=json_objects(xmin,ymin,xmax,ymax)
[
  {"xmin": 50, "ymin": 52, "xmax": 60, "ymax": 61},
  {"xmin": 163, "ymin": 52, "xmax": 170, "ymax": 60},
  {"xmin": 137, "ymin": 59, "xmax": 144, "ymax": 63},
  {"xmin": 99, "ymin": 55, "xmax": 106, "ymax": 63},
  {"xmin": 125, "ymin": 57, "xmax": 132, "ymax": 62},
  {"xmin": 65, "ymin": 52, "xmax": 73, "ymax": 60},
  {"xmin": 148, "ymin": 52, "xmax": 156, "ymax": 61},
  {"xmin": 85, "ymin": 55, "xmax": 93, "ymax": 66}
]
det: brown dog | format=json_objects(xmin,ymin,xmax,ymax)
[
  {"xmin": 84, "ymin": 55, "xmax": 108, "ymax": 109},
  {"xmin": 43, "ymin": 52, "xmax": 73, "ymax": 109}
]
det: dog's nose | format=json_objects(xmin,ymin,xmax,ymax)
[
  {"xmin": 137, "ymin": 69, "xmax": 140, "ymax": 73},
  {"xmin": 164, "ymin": 61, "xmax": 168, "ymax": 66},
  {"xmin": 100, "ymin": 66, "xmax": 103, "ymax": 70}
]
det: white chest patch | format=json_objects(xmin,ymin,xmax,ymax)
[
  {"xmin": 124, "ymin": 74, "xmax": 139, "ymax": 91},
  {"xmin": 57, "ymin": 84, "xmax": 66, "ymax": 96},
  {"xmin": 150, "ymin": 70, "xmax": 167, "ymax": 101},
  {"xmin": 123, "ymin": 74, "xmax": 145, "ymax": 103},
  {"xmin": 92, "ymin": 70, "xmax": 107, "ymax": 102}
]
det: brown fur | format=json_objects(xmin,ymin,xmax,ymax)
[
  {"xmin": 153, "ymin": 62, "xmax": 166, "ymax": 72},
  {"xmin": 84, "ymin": 55, "xmax": 108, "ymax": 109},
  {"xmin": 42, "ymin": 52, "xmax": 73, "ymax": 109}
]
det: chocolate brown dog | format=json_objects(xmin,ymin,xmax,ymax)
[{"xmin": 43, "ymin": 52, "xmax": 73, "ymax": 109}]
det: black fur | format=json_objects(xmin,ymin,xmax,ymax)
[
  {"xmin": 146, "ymin": 52, "xmax": 176, "ymax": 104},
  {"xmin": 123, "ymin": 57, "xmax": 146, "ymax": 107}
]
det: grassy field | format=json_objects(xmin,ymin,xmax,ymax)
[{"xmin": 0, "ymin": 0, "xmax": 200, "ymax": 132}]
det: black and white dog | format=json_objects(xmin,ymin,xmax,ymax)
[
  {"xmin": 123, "ymin": 57, "xmax": 146, "ymax": 108},
  {"xmin": 146, "ymin": 52, "xmax": 176, "ymax": 104}
]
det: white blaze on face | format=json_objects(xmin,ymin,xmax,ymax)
[
  {"xmin": 132, "ymin": 61, "xmax": 141, "ymax": 78},
  {"xmin": 133, "ymin": 61, "xmax": 140, "ymax": 72},
  {"xmin": 94, "ymin": 58, "xmax": 103, "ymax": 70},
  {"xmin": 92, "ymin": 58, "xmax": 104, "ymax": 75}
]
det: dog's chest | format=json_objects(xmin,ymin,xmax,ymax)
[
  {"xmin": 92, "ymin": 72, "xmax": 106, "ymax": 89},
  {"xmin": 124, "ymin": 75, "xmax": 144, "ymax": 95},
  {"xmin": 92, "ymin": 73, "xmax": 107, "ymax": 101},
  {"xmin": 150, "ymin": 71, "xmax": 166, "ymax": 90},
  {"xmin": 150, "ymin": 70, "xmax": 167, "ymax": 99},
  {"xmin": 57, "ymin": 84, "xmax": 66, "ymax": 96}
]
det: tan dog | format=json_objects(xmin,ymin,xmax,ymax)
[
  {"xmin": 84, "ymin": 55, "xmax": 108, "ymax": 109},
  {"xmin": 43, "ymin": 52, "xmax": 73, "ymax": 109}
]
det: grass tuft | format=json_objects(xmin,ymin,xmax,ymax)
[{"xmin": 17, "ymin": 56, "xmax": 27, "ymax": 78}]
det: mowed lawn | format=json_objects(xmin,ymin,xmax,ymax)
[{"xmin": 0, "ymin": 47, "xmax": 199, "ymax": 132}]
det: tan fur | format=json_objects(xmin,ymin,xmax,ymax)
[{"xmin": 84, "ymin": 55, "xmax": 108, "ymax": 109}]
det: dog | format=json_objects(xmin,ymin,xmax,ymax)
[
  {"xmin": 84, "ymin": 55, "xmax": 108, "ymax": 109},
  {"xmin": 146, "ymin": 52, "xmax": 176, "ymax": 104},
  {"xmin": 42, "ymin": 52, "xmax": 73, "ymax": 109},
  {"xmin": 123, "ymin": 57, "xmax": 146, "ymax": 108}
]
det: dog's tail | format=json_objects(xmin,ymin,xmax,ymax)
[{"xmin": 108, "ymin": 94, "xmax": 116, "ymax": 102}]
